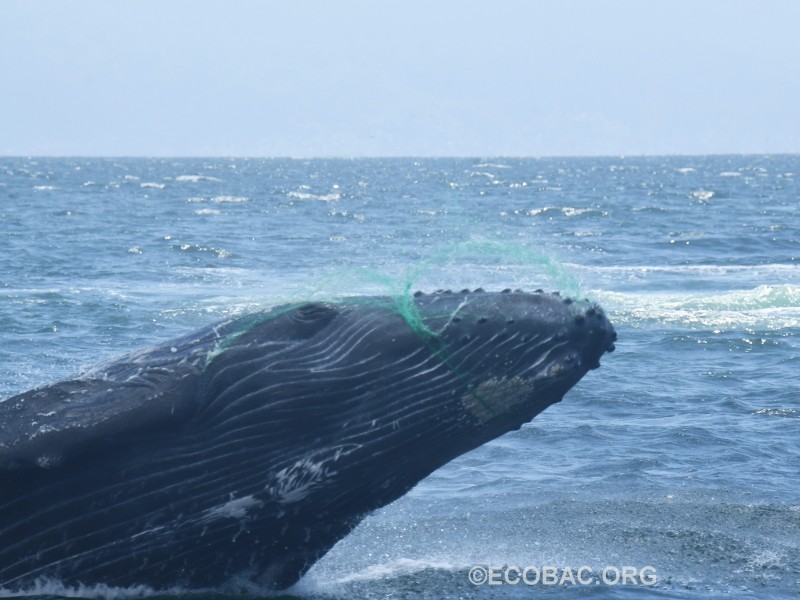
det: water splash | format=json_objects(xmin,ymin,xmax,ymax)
[{"xmin": 311, "ymin": 240, "xmax": 581, "ymax": 322}]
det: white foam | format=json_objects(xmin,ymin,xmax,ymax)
[
  {"xmin": 210, "ymin": 195, "xmax": 250, "ymax": 203},
  {"xmin": 287, "ymin": 191, "xmax": 341, "ymax": 202},
  {"xmin": 473, "ymin": 162, "xmax": 511, "ymax": 169},
  {"xmin": 32, "ymin": 185, "xmax": 56, "ymax": 191},
  {"xmin": 562, "ymin": 207, "xmax": 597, "ymax": 217},
  {"xmin": 528, "ymin": 206, "xmax": 603, "ymax": 217},
  {"xmin": 741, "ymin": 548, "xmax": 786, "ymax": 573},
  {"xmin": 594, "ymin": 284, "xmax": 800, "ymax": 330},
  {"xmin": 571, "ymin": 263, "xmax": 800, "ymax": 278},
  {"xmin": 752, "ymin": 407, "xmax": 799, "ymax": 418},
  {"xmin": 173, "ymin": 244, "xmax": 231, "ymax": 258},
  {"xmin": 0, "ymin": 579, "xmax": 163, "ymax": 599},
  {"xmin": 189, "ymin": 196, "xmax": 251, "ymax": 203},
  {"xmin": 326, "ymin": 557, "xmax": 461, "ymax": 585},
  {"xmin": 193, "ymin": 208, "xmax": 222, "ymax": 215},
  {"xmin": 175, "ymin": 174, "xmax": 222, "ymax": 182},
  {"xmin": 139, "ymin": 182, "xmax": 165, "ymax": 190},
  {"xmin": 691, "ymin": 190, "xmax": 715, "ymax": 201}
]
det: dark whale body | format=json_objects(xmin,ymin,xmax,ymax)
[{"xmin": 0, "ymin": 289, "xmax": 616, "ymax": 591}]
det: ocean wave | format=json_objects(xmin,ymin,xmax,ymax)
[
  {"xmin": 187, "ymin": 196, "xmax": 251, "ymax": 203},
  {"xmin": 528, "ymin": 206, "xmax": 605, "ymax": 217},
  {"xmin": 572, "ymin": 262, "xmax": 800, "ymax": 280},
  {"xmin": 139, "ymin": 182, "xmax": 165, "ymax": 190},
  {"xmin": 676, "ymin": 285, "xmax": 800, "ymax": 311},
  {"xmin": 171, "ymin": 243, "xmax": 231, "ymax": 258},
  {"xmin": 472, "ymin": 162, "xmax": 511, "ymax": 169},
  {"xmin": 691, "ymin": 190, "xmax": 715, "ymax": 201},
  {"xmin": 174, "ymin": 174, "xmax": 222, "ymax": 182},
  {"xmin": 287, "ymin": 191, "xmax": 342, "ymax": 202},
  {"xmin": 211, "ymin": 195, "xmax": 250, "ymax": 203},
  {"xmin": 752, "ymin": 407, "xmax": 800, "ymax": 418},
  {"xmin": 595, "ymin": 284, "xmax": 800, "ymax": 330}
]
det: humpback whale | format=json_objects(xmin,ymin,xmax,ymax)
[{"xmin": 0, "ymin": 289, "xmax": 616, "ymax": 591}]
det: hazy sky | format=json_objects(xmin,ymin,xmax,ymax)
[{"xmin": 1, "ymin": 0, "xmax": 798, "ymax": 157}]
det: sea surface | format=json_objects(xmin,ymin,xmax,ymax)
[{"xmin": 1, "ymin": 156, "xmax": 798, "ymax": 599}]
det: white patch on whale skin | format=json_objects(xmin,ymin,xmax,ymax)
[
  {"xmin": 200, "ymin": 494, "xmax": 263, "ymax": 523},
  {"xmin": 266, "ymin": 444, "xmax": 362, "ymax": 505},
  {"xmin": 269, "ymin": 458, "xmax": 337, "ymax": 505}
]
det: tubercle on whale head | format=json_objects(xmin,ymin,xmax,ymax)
[{"xmin": 408, "ymin": 288, "xmax": 616, "ymax": 431}]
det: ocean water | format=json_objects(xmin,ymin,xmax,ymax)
[{"xmin": 1, "ymin": 156, "xmax": 798, "ymax": 599}]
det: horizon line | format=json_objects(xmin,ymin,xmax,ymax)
[{"xmin": 1, "ymin": 152, "xmax": 798, "ymax": 160}]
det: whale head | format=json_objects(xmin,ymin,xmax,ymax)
[
  {"xmin": 406, "ymin": 288, "xmax": 617, "ymax": 441},
  {"xmin": 0, "ymin": 288, "xmax": 616, "ymax": 591}
]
